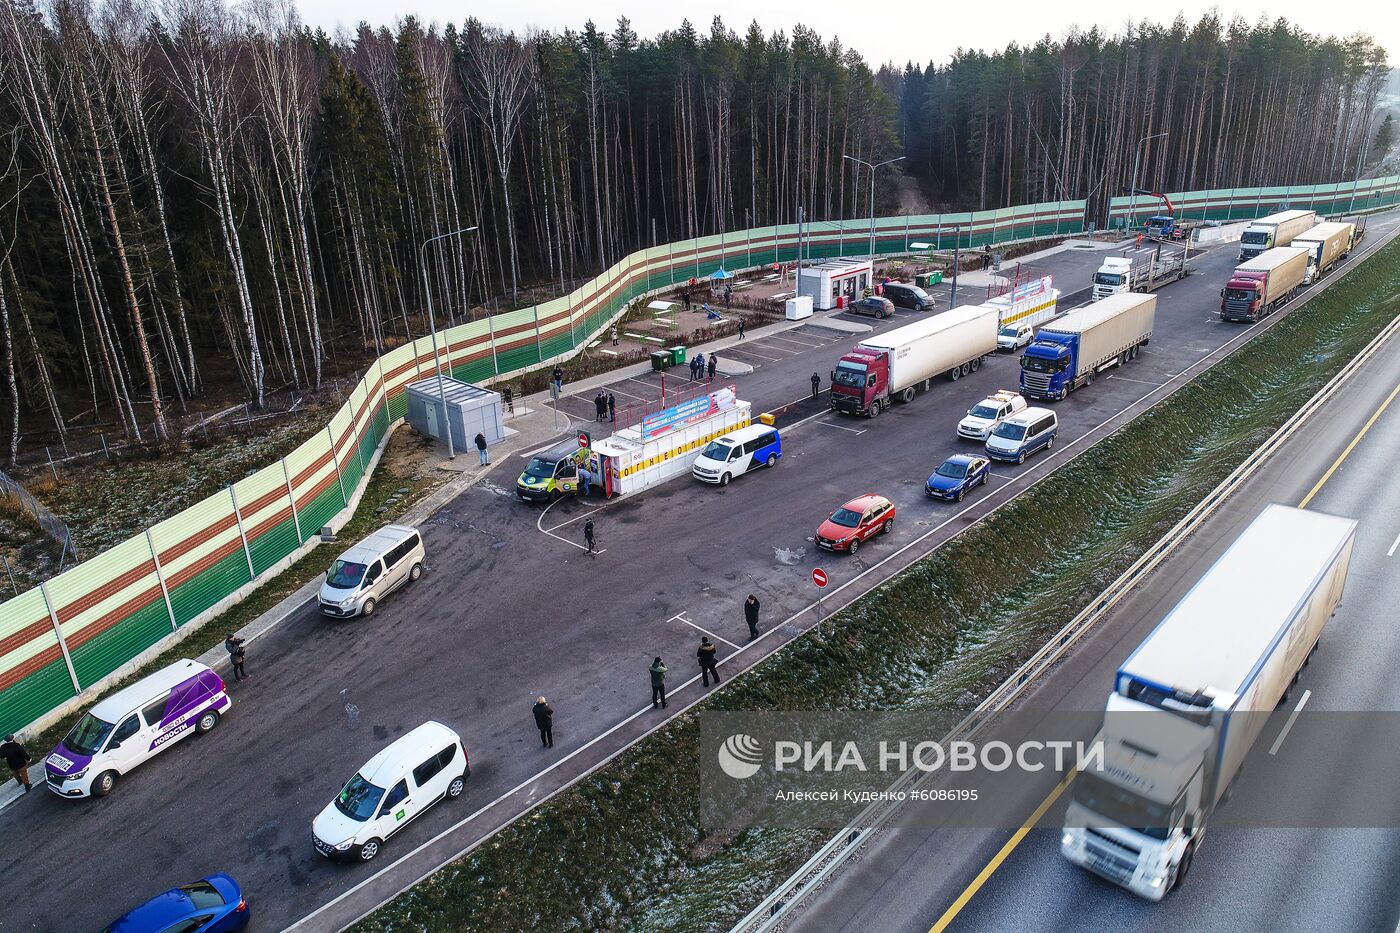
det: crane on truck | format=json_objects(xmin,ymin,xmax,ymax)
[{"xmin": 1121, "ymin": 187, "xmax": 1200, "ymax": 241}]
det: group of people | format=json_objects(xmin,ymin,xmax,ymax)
[
  {"xmin": 689, "ymin": 352, "xmax": 717, "ymax": 381},
  {"xmin": 592, "ymin": 391, "xmax": 617, "ymax": 422}
]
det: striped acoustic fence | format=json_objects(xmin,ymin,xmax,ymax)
[{"xmin": 1106, "ymin": 175, "xmax": 1400, "ymax": 228}]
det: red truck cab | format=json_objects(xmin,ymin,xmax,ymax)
[
  {"xmin": 830, "ymin": 348, "xmax": 888, "ymax": 416},
  {"xmin": 1220, "ymin": 271, "xmax": 1265, "ymax": 322}
]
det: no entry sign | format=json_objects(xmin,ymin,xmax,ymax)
[{"xmin": 812, "ymin": 568, "xmax": 828, "ymax": 588}]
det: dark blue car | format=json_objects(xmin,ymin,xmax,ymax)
[
  {"xmin": 105, "ymin": 873, "xmax": 249, "ymax": 933},
  {"xmin": 925, "ymin": 454, "xmax": 990, "ymax": 502}
]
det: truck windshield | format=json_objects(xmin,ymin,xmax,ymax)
[
  {"xmin": 63, "ymin": 712, "xmax": 115, "ymax": 756},
  {"xmin": 990, "ymin": 422, "xmax": 1027, "ymax": 441},
  {"xmin": 1072, "ymin": 772, "xmax": 1177, "ymax": 840},
  {"xmin": 831, "ymin": 365, "xmax": 867, "ymax": 388},
  {"xmin": 1240, "ymin": 230, "xmax": 1269, "ymax": 245},
  {"xmin": 1224, "ymin": 287, "xmax": 1254, "ymax": 302},
  {"xmin": 1021, "ymin": 355, "xmax": 1061, "ymax": 374},
  {"xmin": 1092, "ymin": 273, "xmax": 1123, "ymax": 286},
  {"xmin": 335, "ymin": 772, "xmax": 386, "ymax": 822}
]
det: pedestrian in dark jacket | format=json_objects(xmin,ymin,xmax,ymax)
[
  {"xmin": 474, "ymin": 431, "xmax": 489, "ymax": 466},
  {"xmin": 584, "ymin": 517, "xmax": 597, "ymax": 555},
  {"xmin": 595, "ymin": 391, "xmax": 607, "ymax": 421},
  {"xmin": 744, "ymin": 594, "xmax": 761, "ymax": 640},
  {"xmin": 694, "ymin": 353, "xmax": 705, "ymax": 381},
  {"xmin": 224, "ymin": 633, "xmax": 246, "ymax": 682},
  {"xmin": 707, "ymin": 354, "xmax": 718, "ymax": 379},
  {"xmin": 551, "ymin": 365, "xmax": 564, "ymax": 394},
  {"xmin": 650, "ymin": 658, "xmax": 668, "ymax": 709},
  {"xmin": 811, "ymin": 371, "xmax": 821, "ymax": 399},
  {"xmin": 737, "ymin": 318, "xmax": 746, "ymax": 339},
  {"xmin": 724, "ymin": 285, "xmax": 732, "ymax": 309},
  {"xmin": 533, "ymin": 697, "xmax": 554, "ymax": 748},
  {"xmin": 607, "ymin": 392, "xmax": 616, "ymax": 423},
  {"xmin": 683, "ymin": 290, "xmax": 692, "ymax": 313},
  {"xmin": 697, "ymin": 636, "xmax": 720, "ymax": 686},
  {"xmin": 1, "ymin": 735, "xmax": 33, "ymax": 792}
]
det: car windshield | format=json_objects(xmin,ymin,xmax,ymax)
[
  {"xmin": 998, "ymin": 326, "xmax": 1019, "ymax": 338},
  {"xmin": 829, "ymin": 507, "xmax": 862, "ymax": 528},
  {"xmin": 1072, "ymin": 773, "xmax": 1177, "ymax": 840},
  {"xmin": 935, "ymin": 461, "xmax": 967, "ymax": 479},
  {"xmin": 1021, "ymin": 355, "xmax": 1059, "ymax": 374},
  {"xmin": 991, "ymin": 422, "xmax": 1028, "ymax": 441},
  {"xmin": 969, "ymin": 403, "xmax": 1000, "ymax": 419},
  {"xmin": 524, "ymin": 457, "xmax": 556, "ymax": 479},
  {"xmin": 326, "ymin": 560, "xmax": 366, "ymax": 590},
  {"xmin": 700, "ymin": 441, "xmax": 734, "ymax": 461},
  {"xmin": 63, "ymin": 712, "xmax": 115, "ymax": 756},
  {"xmin": 179, "ymin": 881, "xmax": 227, "ymax": 910},
  {"xmin": 831, "ymin": 365, "xmax": 867, "ymax": 388},
  {"xmin": 911, "ymin": 286, "xmax": 929, "ymax": 299},
  {"xmin": 334, "ymin": 772, "xmax": 386, "ymax": 822}
]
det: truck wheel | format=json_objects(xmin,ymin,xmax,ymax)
[
  {"xmin": 960, "ymin": 362, "xmax": 972, "ymax": 378},
  {"xmin": 900, "ymin": 387, "xmax": 916, "ymax": 403},
  {"xmin": 1174, "ymin": 845, "xmax": 1194, "ymax": 889},
  {"xmin": 867, "ymin": 403, "xmax": 880, "ymax": 419},
  {"xmin": 949, "ymin": 366, "xmax": 961, "ymax": 381},
  {"xmin": 1085, "ymin": 370, "xmax": 1095, "ymax": 388},
  {"xmin": 970, "ymin": 357, "xmax": 981, "ymax": 373}
]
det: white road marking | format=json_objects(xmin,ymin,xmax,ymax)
[
  {"xmin": 602, "ymin": 384, "xmax": 648, "ymax": 402},
  {"xmin": 1269, "ymin": 689, "xmax": 1311, "ymax": 756},
  {"xmin": 673, "ymin": 612, "xmax": 742, "ymax": 649},
  {"xmin": 1387, "ymin": 529, "xmax": 1400, "ymax": 557},
  {"xmin": 724, "ymin": 346, "xmax": 785, "ymax": 362},
  {"xmin": 536, "ymin": 498, "xmax": 606, "ymax": 554},
  {"xmin": 765, "ymin": 333, "xmax": 826, "ymax": 349},
  {"xmin": 1107, "ymin": 375, "xmax": 1166, "ymax": 387},
  {"xmin": 816, "ymin": 420, "xmax": 867, "ymax": 435}
]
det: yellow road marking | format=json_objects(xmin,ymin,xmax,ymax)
[
  {"xmin": 1298, "ymin": 380, "xmax": 1400, "ymax": 508},
  {"xmin": 927, "ymin": 770, "xmax": 1077, "ymax": 933}
]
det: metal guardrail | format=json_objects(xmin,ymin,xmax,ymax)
[
  {"xmin": 732, "ymin": 228, "xmax": 1400, "ymax": 933},
  {"xmin": 0, "ymin": 468, "xmax": 76, "ymax": 570}
]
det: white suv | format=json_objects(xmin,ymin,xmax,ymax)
[{"xmin": 957, "ymin": 390, "xmax": 1028, "ymax": 441}]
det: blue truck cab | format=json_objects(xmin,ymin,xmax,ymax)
[{"xmin": 1019, "ymin": 335, "xmax": 1075, "ymax": 400}]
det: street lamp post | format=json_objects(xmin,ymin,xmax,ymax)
[
  {"xmin": 1128, "ymin": 132, "xmax": 1168, "ymax": 233},
  {"xmin": 421, "ymin": 225, "xmax": 478, "ymax": 459},
  {"xmin": 844, "ymin": 154, "xmax": 906, "ymax": 265}
]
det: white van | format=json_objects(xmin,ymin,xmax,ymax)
[
  {"xmin": 985, "ymin": 407, "xmax": 1058, "ymax": 464},
  {"xmin": 312, "ymin": 721, "xmax": 470, "ymax": 862},
  {"xmin": 319, "ymin": 524, "xmax": 425, "ymax": 619},
  {"xmin": 43, "ymin": 659, "xmax": 230, "ymax": 798},
  {"xmin": 692, "ymin": 425, "xmax": 782, "ymax": 486}
]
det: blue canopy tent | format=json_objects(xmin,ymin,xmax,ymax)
[{"xmin": 708, "ymin": 268, "xmax": 735, "ymax": 296}]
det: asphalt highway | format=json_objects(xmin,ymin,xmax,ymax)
[
  {"xmin": 2, "ymin": 222, "xmax": 1395, "ymax": 932},
  {"xmin": 788, "ymin": 232, "xmax": 1400, "ymax": 933}
]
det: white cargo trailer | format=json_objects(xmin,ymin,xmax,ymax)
[
  {"xmin": 1238, "ymin": 209, "xmax": 1317, "ymax": 262},
  {"xmin": 1291, "ymin": 221, "xmax": 1355, "ymax": 284},
  {"xmin": 1061, "ymin": 504, "xmax": 1357, "ymax": 900}
]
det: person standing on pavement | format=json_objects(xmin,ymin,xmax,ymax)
[
  {"xmin": 584, "ymin": 517, "xmax": 597, "ymax": 556},
  {"xmin": 607, "ymin": 392, "xmax": 616, "ymax": 423},
  {"xmin": 224, "ymin": 633, "xmax": 246, "ymax": 682},
  {"xmin": 552, "ymin": 365, "xmax": 564, "ymax": 394},
  {"xmin": 697, "ymin": 636, "xmax": 720, "ymax": 686},
  {"xmin": 811, "ymin": 371, "xmax": 821, "ymax": 399},
  {"xmin": 474, "ymin": 431, "xmax": 489, "ymax": 466},
  {"xmin": 724, "ymin": 284, "xmax": 732, "ymax": 309},
  {"xmin": 707, "ymin": 354, "xmax": 718, "ymax": 380},
  {"xmin": 683, "ymin": 290, "xmax": 692, "ymax": 313},
  {"xmin": 694, "ymin": 352, "xmax": 705, "ymax": 382},
  {"xmin": 594, "ymin": 391, "xmax": 607, "ymax": 421},
  {"xmin": 744, "ymin": 594, "xmax": 761, "ymax": 640},
  {"xmin": 579, "ymin": 461, "xmax": 591, "ymax": 497},
  {"xmin": 611, "ymin": 324, "xmax": 619, "ymax": 346},
  {"xmin": 1, "ymin": 735, "xmax": 33, "ymax": 793},
  {"xmin": 532, "ymin": 697, "xmax": 554, "ymax": 748},
  {"xmin": 650, "ymin": 657, "xmax": 668, "ymax": 709},
  {"xmin": 737, "ymin": 318, "xmax": 746, "ymax": 339}
]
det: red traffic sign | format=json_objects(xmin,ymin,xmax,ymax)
[
  {"xmin": 577, "ymin": 431, "xmax": 591, "ymax": 449},
  {"xmin": 812, "ymin": 568, "xmax": 828, "ymax": 588}
]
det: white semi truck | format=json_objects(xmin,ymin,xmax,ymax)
[
  {"xmin": 1060, "ymin": 504, "xmax": 1357, "ymax": 900},
  {"xmin": 1237, "ymin": 209, "xmax": 1317, "ymax": 262},
  {"xmin": 1090, "ymin": 250, "xmax": 1187, "ymax": 301}
]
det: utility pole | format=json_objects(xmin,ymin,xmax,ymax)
[
  {"xmin": 951, "ymin": 222, "xmax": 961, "ymax": 309},
  {"xmin": 843, "ymin": 154, "xmax": 906, "ymax": 264},
  {"xmin": 1128, "ymin": 132, "xmax": 1168, "ymax": 233},
  {"xmin": 421, "ymin": 226, "xmax": 478, "ymax": 459}
]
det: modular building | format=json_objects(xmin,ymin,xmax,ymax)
[
  {"xmin": 591, "ymin": 387, "xmax": 752, "ymax": 498},
  {"xmin": 405, "ymin": 375, "xmax": 506, "ymax": 451},
  {"xmin": 797, "ymin": 259, "xmax": 873, "ymax": 310}
]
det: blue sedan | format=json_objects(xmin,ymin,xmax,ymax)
[
  {"xmin": 105, "ymin": 873, "xmax": 250, "ymax": 933},
  {"xmin": 925, "ymin": 454, "xmax": 990, "ymax": 502}
]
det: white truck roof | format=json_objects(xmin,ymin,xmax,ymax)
[
  {"xmin": 1041, "ymin": 292, "xmax": 1155, "ymax": 335},
  {"xmin": 858, "ymin": 303, "xmax": 995, "ymax": 351},
  {"xmin": 1121, "ymin": 505, "xmax": 1356, "ymax": 704},
  {"xmin": 1292, "ymin": 221, "xmax": 1353, "ymax": 243},
  {"xmin": 1236, "ymin": 246, "xmax": 1309, "ymax": 273},
  {"xmin": 1249, "ymin": 209, "xmax": 1314, "ymax": 226}
]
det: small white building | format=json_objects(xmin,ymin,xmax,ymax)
[
  {"xmin": 797, "ymin": 259, "xmax": 872, "ymax": 310},
  {"xmin": 591, "ymin": 387, "xmax": 751, "ymax": 498}
]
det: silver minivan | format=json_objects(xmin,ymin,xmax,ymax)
[{"xmin": 319, "ymin": 524, "xmax": 425, "ymax": 618}]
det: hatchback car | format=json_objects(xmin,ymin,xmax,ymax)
[
  {"xmin": 925, "ymin": 455, "xmax": 990, "ymax": 501},
  {"xmin": 816, "ymin": 494, "xmax": 896, "ymax": 554},
  {"xmin": 848, "ymin": 296, "xmax": 895, "ymax": 319},
  {"xmin": 104, "ymin": 873, "xmax": 249, "ymax": 933}
]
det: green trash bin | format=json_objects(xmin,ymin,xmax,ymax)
[
  {"xmin": 669, "ymin": 345, "xmax": 687, "ymax": 366},
  {"xmin": 928, "ymin": 271, "xmax": 943, "ymax": 286},
  {"xmin": 650, "ymin": 349, "xmax": 671, "ymax": 371}
]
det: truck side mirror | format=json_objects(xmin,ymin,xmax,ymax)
[{"xmin": 1219, "ymin": 288, "xmax": 1225, "ymax": 297}]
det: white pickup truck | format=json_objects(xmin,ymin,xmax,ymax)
[{"xmin": 957, "ymin": 390, "xmax": 1028, "ymax": 441}]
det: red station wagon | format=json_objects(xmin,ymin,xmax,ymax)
[{"xmin": 815, "ymin": 494, "xmax": 896, "ymax": 554}]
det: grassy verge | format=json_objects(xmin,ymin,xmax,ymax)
[
  {"xmin": 351, "ymin": 235, "xmax": 1400, "ymax": 932},
  {"xmin": 23, "ymin": 429, "xmax": 450, "ymax": 758}
]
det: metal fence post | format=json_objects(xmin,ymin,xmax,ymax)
[
  {"xmin": 146, "ymin": 529, "xmax": 178, "ymax": 633},
  {"xmin": 487, "ymin": 311, "xmax": 499, "ymax": 377},
  {"xmin": 533, "ymin": 305, "xmax": 543, "ymax": 362},
  {"xmin": 326, "ymin": 425, "xmax": 347, "ymax": 507},
  {"xmin": 40, "ymin": 580, "xmax": 81, "ymax": 694},
  {"xmin": 46, "ymin": 447, "xmax": 57, "ymax": 482},
  {"xmin": 228, "ymin": 486, "xmax": 256, "ymax": 580},
  {"xmin": 282, "ymin": 459, "xmax": 303, "ymax": 544}
]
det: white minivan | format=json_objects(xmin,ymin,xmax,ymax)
[
  {"xmin": 692, "ymin": 425, "xmax": 782, "ymax": 486},
  {"xmin": 319, "ymin": 524, "xmax": 425, "ymax": 618},
  {"xmin": 312, "ymin": 721, "xmax": 470, "ymax": 862},
  {"xmin": 43, "ymin": 659, "xmax": 230, "ymax": 798}
]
